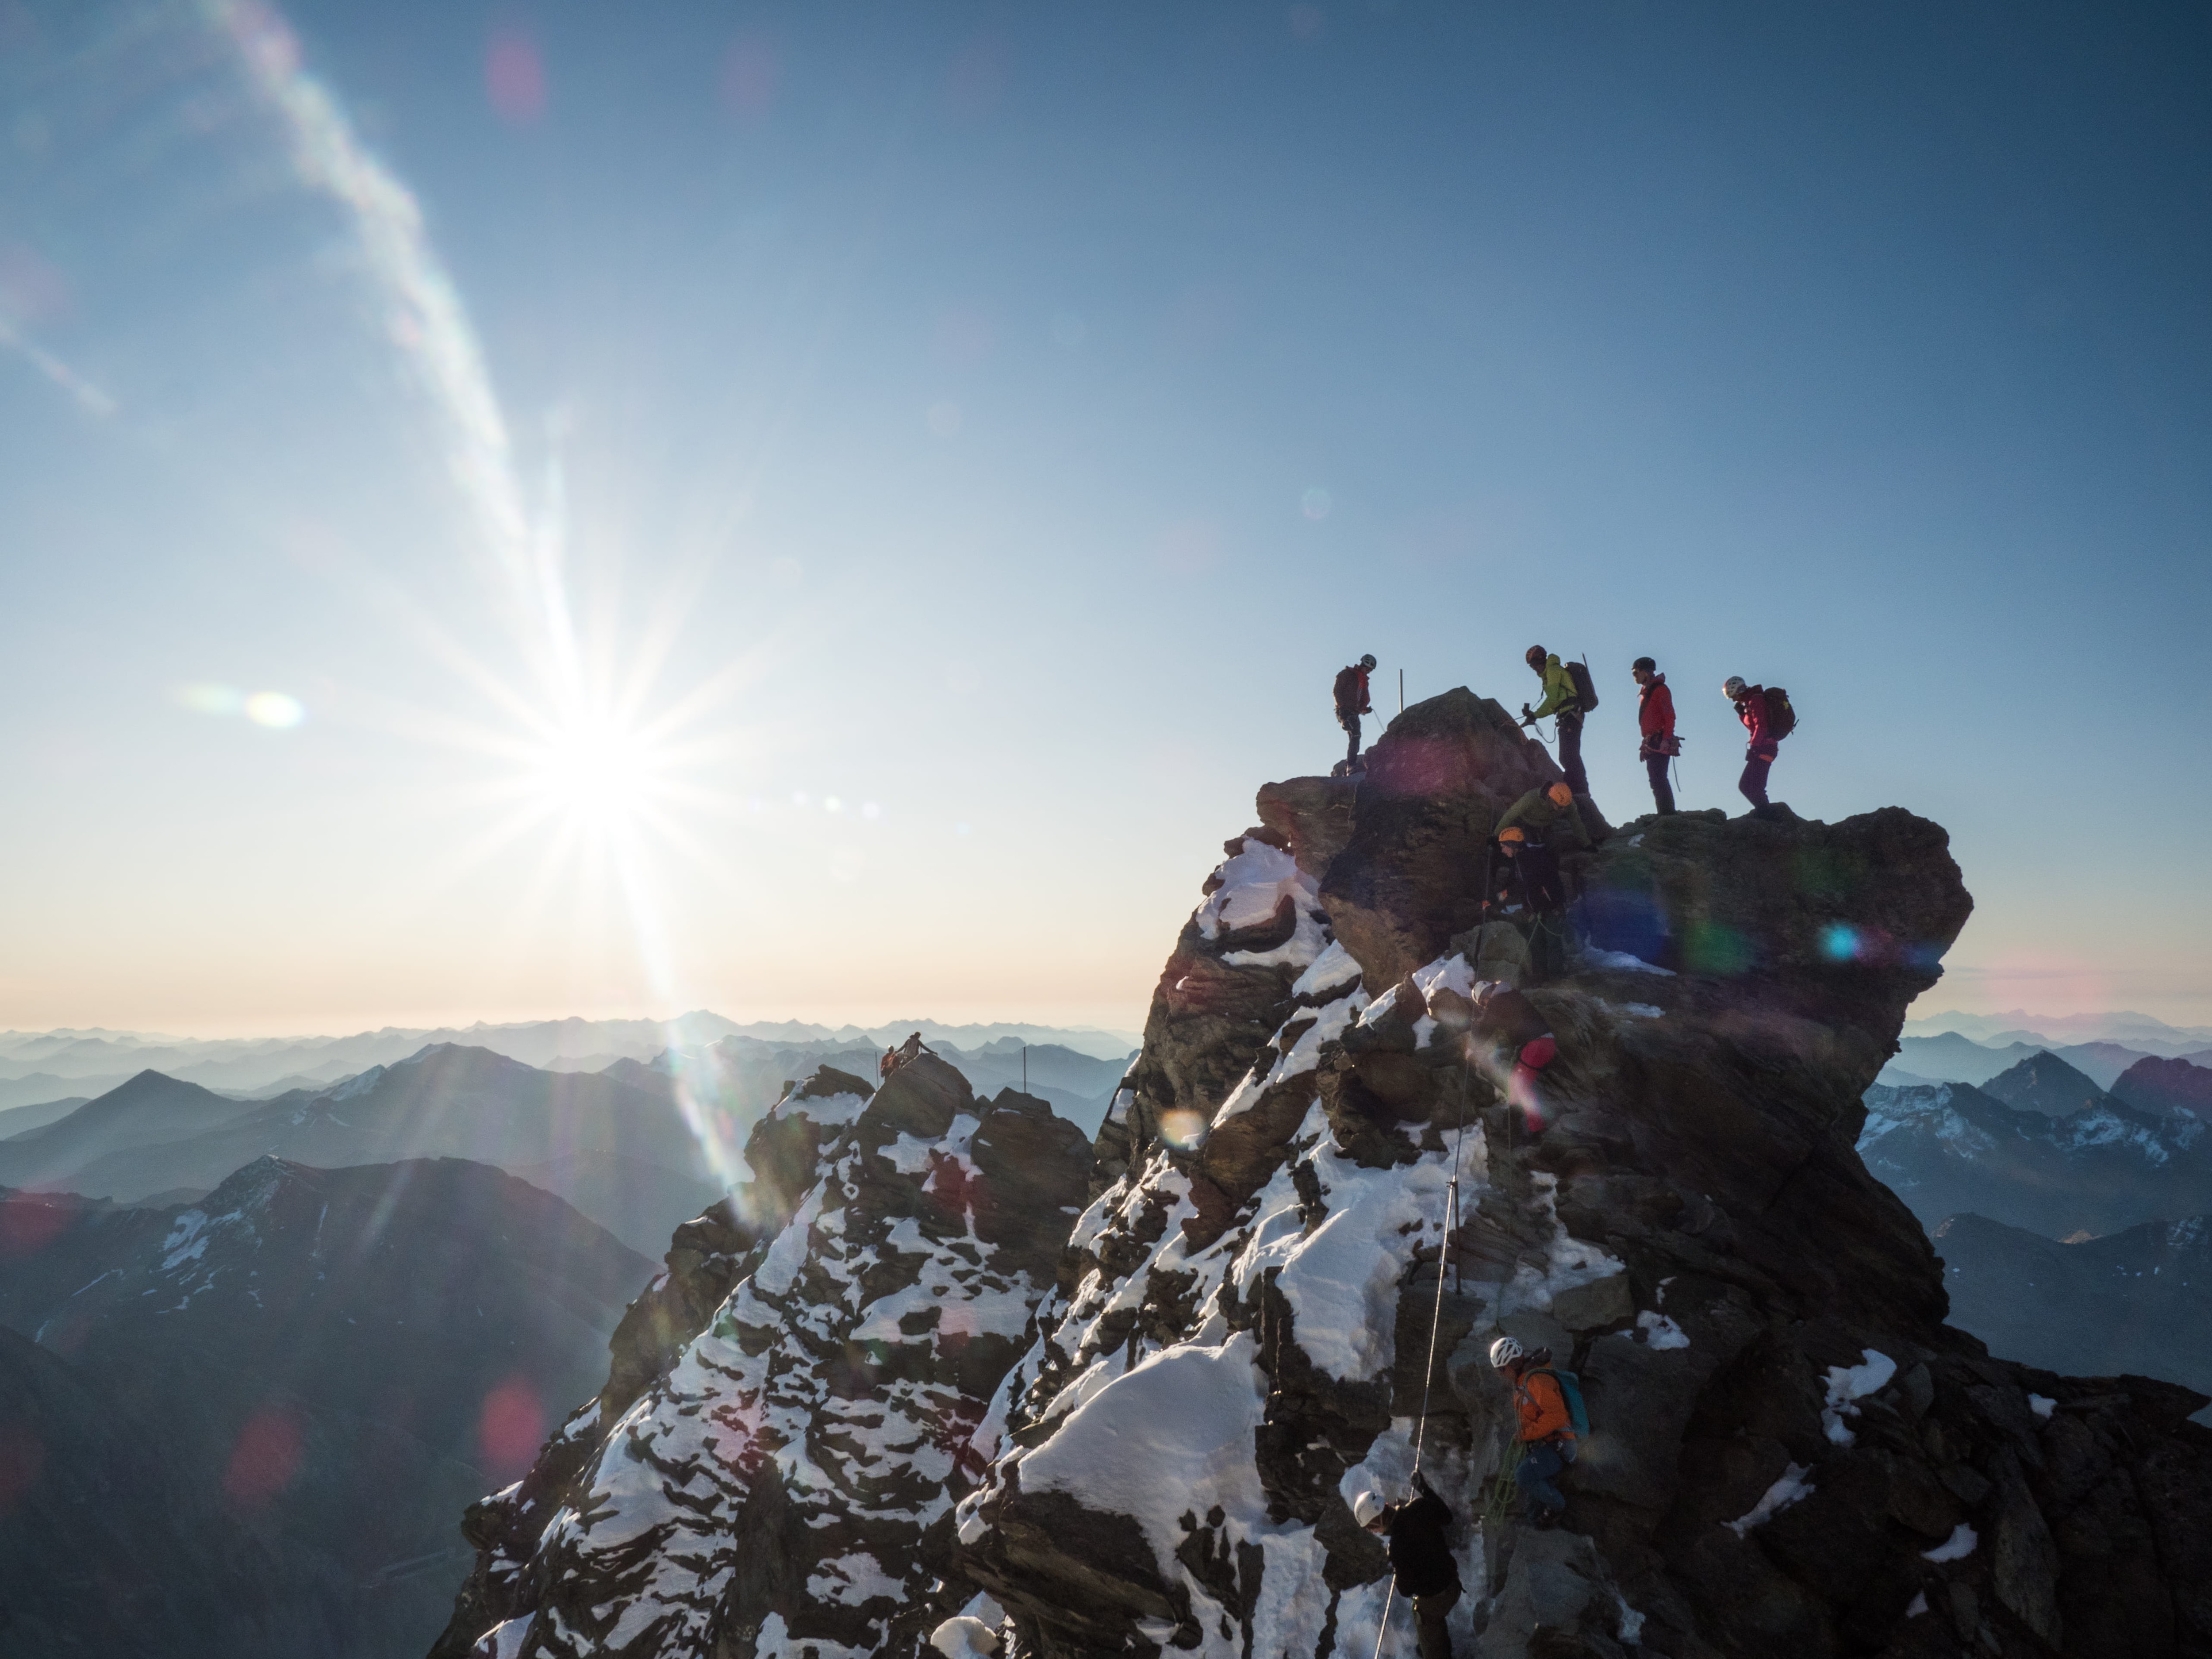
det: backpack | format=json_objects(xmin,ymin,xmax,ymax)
[
  {"xmin": 1530, "ymin": 1366, "xmax": 1591, "ymax": 1435},
  {"xmin": 1763, "ymin": 686, "xmax": 1797, "ymax": 741},
  {"xmin": 1333, "ymin": 665, "xmax": 1363, "ymax": 714},
  {"xmin": 1566, "ymin": 659, "xmax": 1599, "ymax": 715}
]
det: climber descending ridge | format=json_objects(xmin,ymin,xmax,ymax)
[
  {"xmin": 1490, "ymin": 1337, "xmax": 1579, "ymax": 1530},
  {"xmin": 1333, "ymin": 653, "xmax": 1377, "ymax": 773},
  {"xmin": 1491, "ymin": 780, "xmax": 1588, "ymax": 979},
  {"xmin": 1469, "ymin": 979, "xmax": 1555, "ymax": 1129},
  {"xmin": 1355, "ymin": 1476, "xmax": 1463, "ymax": 1659}
]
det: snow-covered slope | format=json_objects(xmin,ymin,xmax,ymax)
[{"xmin": 435, "ymin": 1056, "xmax": 1094, "ymax": 1659}]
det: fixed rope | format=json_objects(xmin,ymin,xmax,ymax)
[{"xmin": 1371, "ymin": 1048, "xmax": 1482, "ymax": 1659}]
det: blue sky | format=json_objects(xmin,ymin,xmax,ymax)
[{"xmin": 2, "ymin": 0, "xmax": 2208, "ymax": 1035}]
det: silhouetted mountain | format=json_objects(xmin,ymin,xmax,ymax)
[
  {"xmin": 0, "ymin": 1092, "xmax": 88, "ymax": 1140},
  {"xmin": 2111, "ymin": 1056, "xmax": 2212, "ymax": 1123},
  {"xmin": 1978, "ymin": 1050, "xmax": 2112, "ymax": 1118},
  {"xmin": 0, "ymin": 1046, "xmax": 722, "ymax": 1254},
  {"xmin": 1933, "ymin": 1212, "xmax": 2212, "ymax": 1421},
  {"xmin": 0, "ymin": 1156, "xmax": 649, "ymax": 1658},
  {"xmin": 0, "ymin": 1069, "xmax": 280, "ymax": 1190},
  {"xmin": 1859, "ymin": 1079, "xmax": 2212, "ymax": 1238},
  {"xmin": 0, "ymin": 1324, "xmax": 277, "ymax": 1655}
]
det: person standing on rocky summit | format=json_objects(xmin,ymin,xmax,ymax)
[
  {"xmin": 1333, "ymin": 653, "xmax": 1376, "ymax": 770},
  {"xmin": 1519, "ymin": 646, "xmax": 1589, "ymax": 798},
  {"xmin": 1724, "ymin": 676, "xmax": 1785, "ymax": 818},
  {"xmin": 1353, "ymin": 1474, "xmax": 1462, "ymax": 1659},
  {"xmin": 1631, "ymin": 657, "xmax": 1677, "ymax": 816}
]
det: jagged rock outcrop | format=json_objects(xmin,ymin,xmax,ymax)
[
  {"xmin": 433, "ymin": 1056, "xmax": 1094, "ymax": 1659},
  {"xmin": 441, "ymin": 687, "xmax": 2212, "ymax": 1659},
  {"xmin": 949, "ymin": 691, "xmax": 2212, "ymax": 1659}
]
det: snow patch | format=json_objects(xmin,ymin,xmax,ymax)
[
  {"xmin": 1292, "ymin": 941, "xmax": 1363, "ymax": 998},
  {"xmin": 1726, "ymin": 1463, "xmax": 1814, "ymax": 1534},
  {"xmin": 1636, "ymin": 1311, "xmax": 1690, "ymax": 1350},
  {"xmin": 1582, "ymin": 946, "xmax": 1674, "ymax": 976},
  {"xmin": 930, "ymin": 1617, "xmax": 1000, "ymax": 1659},
  {"xmin": 2028, "ymin": 1393, "xmax": 2055, "ymax": 1420},
  {"xmin": 1922, "ymin": 1523, "xmax": 1978, "ymax": 1562},
  {"xmin": 1820, "ymin": 1349, "xmax": 1897, "ymax": 1445}
]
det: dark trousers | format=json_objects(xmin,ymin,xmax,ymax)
[
  {"xmin": 1644, "ymin": 750, "xmax": 1675, "ymax": 814},
  {"xmin": 1412, "ymin": 1579, "xmax": 1461, "ymax": 1659},
  {"xmin": 1555, "ymin": 711, "xmax": 1588, "ymax": 796},
  {"xmin": 1515, "ymin": 1439, "xmax": 1571, "ymax": 1517},
  {"xmin": 1739, "ymin": 751, "xmax": 1773, "ymax": 809},
  {"xmin": 1340, "ymin": 713, "xmax": 1361, "ymax": 764}
]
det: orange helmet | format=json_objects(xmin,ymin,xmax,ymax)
[
  {"xmin": 1498, "ymin": 826, "xmax": 1526, "ymax": 844},
  {"xmin": 1547, "ymin": 781, "xmax": 1574, "ymax": 808}
]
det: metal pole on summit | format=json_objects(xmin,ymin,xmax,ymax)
[{"xmin": 1399, "ymin": 668, "xmax": 1405, "ymax": 714}]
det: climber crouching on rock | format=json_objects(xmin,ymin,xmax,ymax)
[
  {"xmin": 1471, "ymin": 981, "xmax": 1555, "ymax": 1132},
  {"xmin": 1491, "ymin": 1337, "xmax": 1575, "ymax": 1529},
  {"xmin": 1354, "ymin": 1474, "xmax": 1462, "ymax": 1659},
  {"xmin": 1493, "ymin": 781, "xmax": 1589, "ymax": 979}
]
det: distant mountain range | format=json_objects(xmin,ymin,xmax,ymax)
[
  {"xmin": 0, "ymin": 1156, "xmax": 648, "ymax": 1657},
  {"xmin": 1902, "ymin": 1006, "xmax": 2212, "ymax": 1052},
  {"xmin": 0, "ymin": 1014, "xmax": 1143, "ymax": 1104},
  {"xmin": 1859, "ymin": 1060, "xmax": 2212, "ymax": 1240}
]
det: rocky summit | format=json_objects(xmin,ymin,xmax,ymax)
[{"xmin": 439, "ymin": 688, "xmax": 2212, "ymax": 1659}]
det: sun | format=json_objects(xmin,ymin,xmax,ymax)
[{"xmin": 523, "ymin": 711, "xmax": 670, "ymax": 833}]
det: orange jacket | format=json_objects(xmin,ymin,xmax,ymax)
[{"xmin": 1514, "ymin": 1369, "xmax": 1574, "ymax": 1442}]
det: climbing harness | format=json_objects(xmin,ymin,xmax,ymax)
[{"xmin": 1369, "ymin": 1053, "xmax": 1482, "ymax": 1659}]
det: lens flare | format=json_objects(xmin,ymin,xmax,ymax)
[
  {"xmin": 1157, "ymin": 1108, "xmax": 1208, "ymax": 1150},
  {"xmin": 244, "ymin": 691, "xmax": 306, "ymax": 728}
]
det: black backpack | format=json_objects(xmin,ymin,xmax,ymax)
[
  {"xmin": 1333, "ymin": 665, "xmax": 1363, "ymax": 715},
  {"xmin": 1566, "ymin": 659, "xmax": 1599, "ymax": 714},
  {"xmin": 1764, "ymin": 686, "xmax": 1797, "ymax": 740}
]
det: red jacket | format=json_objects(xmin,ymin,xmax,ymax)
[
  {"xmin": 1637, "ymin": 676, "xmax": 1674, "ymax": 749},
  {"xmin": 1333, "ymin": 665, "xmax": 1372, "ymax": 718},
  {"xmin": 1736, "ymin": 689, "xmax": 1777, "ymax": 759}
]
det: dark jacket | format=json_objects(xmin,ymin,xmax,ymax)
[
  {"xmin": 1496, "ymin": 787, "xmax": 1590, "ymax": 852},
  {"xmin": 1382, "ymin": 1475, "xmax": 1459, "ymax": 1597},
  {"xmin": 1333, "ymin": 664, "xmax": 1373, "ymax": 720}
]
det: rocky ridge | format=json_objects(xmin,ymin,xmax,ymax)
[
  {"xmin": 434, "ymin": 1056, "xmax": 1094, "ymax": 1659},
  {"xmin": 440, "ymin": 687, "xmax": 2212, "ymax": 1659}
]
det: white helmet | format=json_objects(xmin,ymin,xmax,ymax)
[
  {"xmin": 1488, "ymin": 1336, "xmax": 1525, "ymax": 1370},
  {"xmin": 1722, "ymin": 676, "xmax": 1748, "ymax": 699},
  {"xmin": 1352, "ymin": 1490, "xmax": 1385, "ymax": 1527}
]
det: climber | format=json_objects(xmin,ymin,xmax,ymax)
[
  {"xmin": 1723, "ymin": 676, "xmax": 1781, "ymax": 818},
  {"xmin": 1334, "ymin": 654, "xmax": 1377, "ymax": 771},
  {"xmin": 893, "ymin": 1032, "xmax": 927, "ymax": 1071},
  {"xmin": 1518, "ymin": 647, "xmax": 1589, "ymax": 798},
  {"xmin": 1493, "ymin": 782, "xmax": 1588, "ymax": 979},
  {"xmin": 1490, "ymin": 1337, "xmax": 1575, "ymax": 1528},
  {"xmin": 878, "ymin": 1046, "xmax": 898, "ymax": 1081},
  {"xmin": 1471, "ymin": 981, "xmax": 1555, "ymax": 1129},
  {"xmin": 1354, "ymin": 1473, "xmax": 1462, "ymax": 1659},
  {"xmin": 1631, "ymin": 658, "xmax": 1677, "ymax": 816}
]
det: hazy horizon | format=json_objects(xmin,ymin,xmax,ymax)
[{"xmin": 7, "ymin": 2, "xmax": 2210, "ymax": 1034}]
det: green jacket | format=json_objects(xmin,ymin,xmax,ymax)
[
  {"xmin": 1497, "ymin": 787, "xmax": 1590, "ymax": 851},
  {"xmin": 1530, "ymin": 655, "xmax": 1581, "ymax": 720}
]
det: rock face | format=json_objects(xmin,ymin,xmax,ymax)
[
  {"xmin": 433, "ymin": 1056, "xmax": 1094, "ymax": 1659},
  {"xmin": 948, "ymin": 691, "xmax": 2211, "ymax": 1659},
  {"xmin": 440, "ymin": 687, "xmax": 2212, "ymax": 1659}
]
